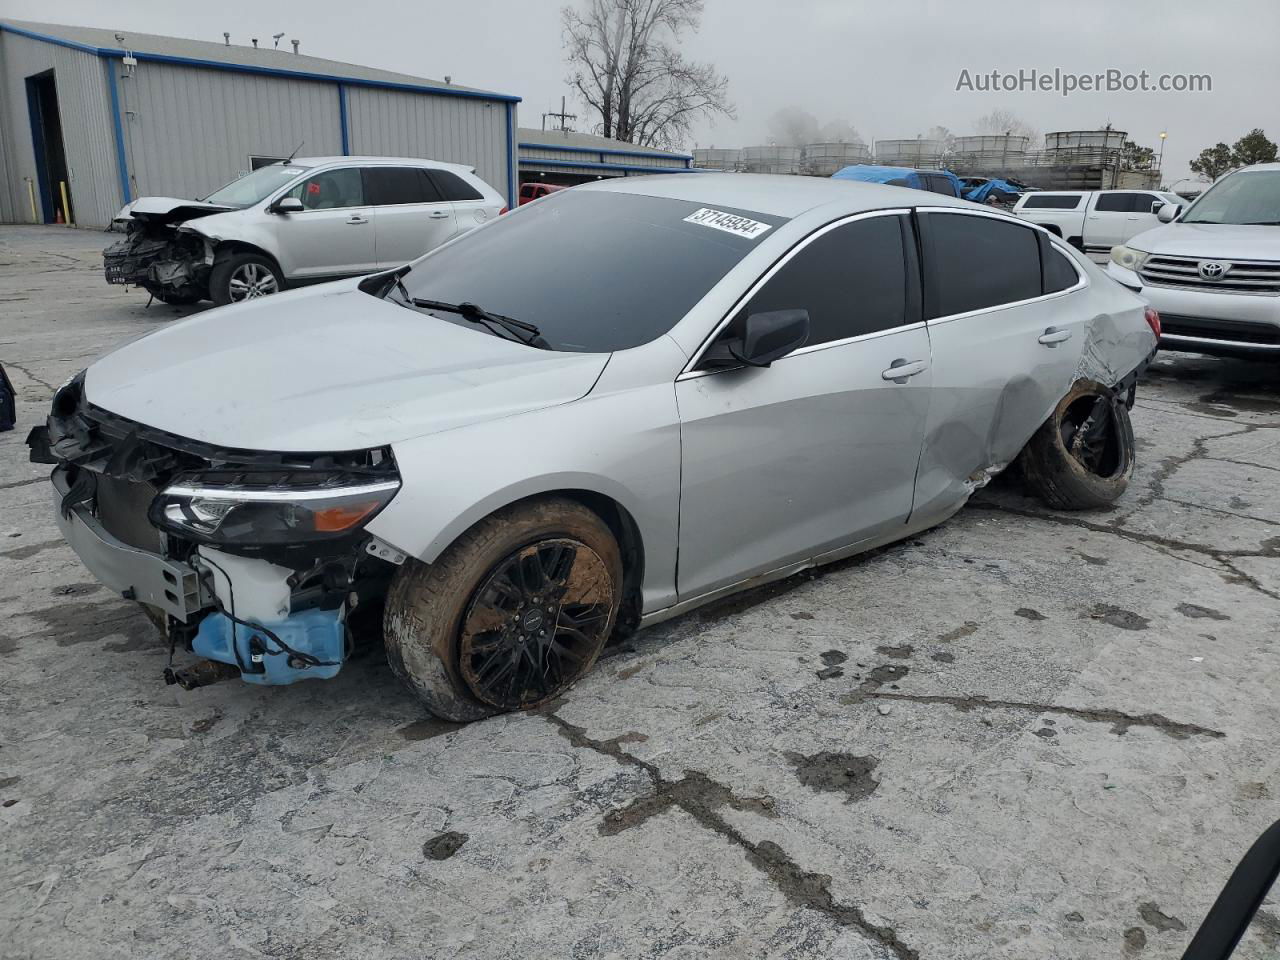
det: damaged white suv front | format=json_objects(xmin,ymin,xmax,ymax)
[{"xmin": 103, "ymin": 157, "xmax": 505, "ymax": 307}]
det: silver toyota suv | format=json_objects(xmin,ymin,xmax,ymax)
[
  {"xmin": 1107, "ymin": 163, "xmax": 1280, "ymax": 356},
  {"xmin": 104, "ymin": 157, "xmax": 506, "ymax": 305}
]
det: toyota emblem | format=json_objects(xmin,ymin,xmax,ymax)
[{"xmin": 1198, "ymin": 260, "xmax": 1228, "ymax": 280}]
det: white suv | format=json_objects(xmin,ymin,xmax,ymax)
[{"xmin": 104, "ymin": 157, "xmax": 506, "ymax": 305}]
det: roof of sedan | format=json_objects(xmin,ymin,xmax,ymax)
[{"xmin": 583, "ymin": 173, "xmax": 975, "ymax": 218}]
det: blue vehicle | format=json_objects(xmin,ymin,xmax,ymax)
[
  {"xmin": 832, "ymin": 165, "xmax": 1026, "ymax": 205},
  {"xmin": 832, "ymin": 164, "xmax": 964, "ymax": 198}
]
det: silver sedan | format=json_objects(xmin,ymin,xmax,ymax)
[{"xmin": 32, "ymin": 174, "xmax": 1157, "ymax": 719}]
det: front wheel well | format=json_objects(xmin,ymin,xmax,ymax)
[
  {"xmin": 442, "ymin": 490, "xmax": 646, "ymax": 637},
  {"xmin": 212, "ymin": 240, "xmax": 283, "ymax": 274}
]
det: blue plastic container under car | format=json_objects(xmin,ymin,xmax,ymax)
[{"xmin": 193, "ymin": 608, "xmax": 345, "ymax": 685}]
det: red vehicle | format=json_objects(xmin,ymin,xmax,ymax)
[{"xmin": 518, "ymin": 182, "xmax": 567, "ymax": 205}]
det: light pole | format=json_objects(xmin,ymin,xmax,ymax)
[{"xmin": 1157, "ymin": 131, "xmax": 1168, "ymax": 181}]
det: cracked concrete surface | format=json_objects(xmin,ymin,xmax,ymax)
[{"xmin": 2, "ymin": 226, "xmax": 1280, "ymax": 959}]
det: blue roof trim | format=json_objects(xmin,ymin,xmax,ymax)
[
  {"xmin": 519, "ymin": 141, "xmax": 692, "ymax": 162},
  {"xmin": 520, "ymin": 157, "xmax": 702, "ymax": 175},
  {"xmin": 1, "ymin": 22, "xmax": 522, "ymax": 103},
  {"xmin": 1, "ymin": 22, "xmax": 101, "ymax": 54}
]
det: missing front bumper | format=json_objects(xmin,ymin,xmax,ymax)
[{"xmin": 51, "ymin": 469, "xmax": 210, "ymax": 621}]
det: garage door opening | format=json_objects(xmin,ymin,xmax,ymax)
[{"xmin": 25, "ymin": 70, "xmax": 73, "ymax": 225}]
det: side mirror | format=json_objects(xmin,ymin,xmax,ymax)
[
  {"xmin": 1151, "ymin": 201, "xmax": 1165, "ymax": 214},
  {"xmin": 1157, "ymin": 203, "xmax": 1181, "ymax": 223},
  {"xmin": 701, "ymin": 309, "xmax": 810, "ymax": 369},
  {"xmin": 272, "ymin": 197, "xmax": 304, "ymax": 214}
]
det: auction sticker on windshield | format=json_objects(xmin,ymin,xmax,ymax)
[{"xmin": 683, "ymin": 208, "xmax": 773, "ymax": 239}]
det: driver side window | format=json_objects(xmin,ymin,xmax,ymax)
[
  {"xmin": 284, "ymin": 168, "xmax": 365, "ymax": 210},
  {"xmin": 711, "ymin": 214, "xmax": 911, "ymax": 353}
]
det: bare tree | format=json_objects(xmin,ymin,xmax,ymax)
[
  {"xmin": 562, "ymin": 0, "xmax": 733, "ymax": 150},
  {"xmin": 973, "ymin": 109, "xmax": 1039, "ymax": 144}
]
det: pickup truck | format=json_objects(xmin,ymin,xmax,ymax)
[
  {"xmin": 1106, "ymin": 162, "xmax": 1280, "ymax": 356},
  {"xmin": 1013, "ymin": 189, "xmax": 1182, "ymax": 257}
]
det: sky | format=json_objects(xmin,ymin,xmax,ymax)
[{"xmin": 7, "ymin": 0, "xmax": 1279, "ymax": 183}]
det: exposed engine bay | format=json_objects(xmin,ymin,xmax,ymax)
[
  {"xmin": 27, "ymin": 374, "xmax": 404, "ymax": 690},
  {"xmin": 103, "ymin": 200, "xmax": 228, "ymax": 303}
]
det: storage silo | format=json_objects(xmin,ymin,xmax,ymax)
[
  {"xmin": 1043, "ymin": 129, "xmax": 1127, "ymax": 162},
  {"xmin": 803, "ymin": 141, "xmax": 872, "ymax": 177},
  {"xmin": 741, "ymin": 145, "xmax": 803, "ymax": 175},
  {"xmin": 692, "ymin": 148, "xmax": 742, "ymax": 171},
  {"xmin": 950, "ymin": 135, "xmax": 1029, "ymax": 170},
  {"xmin": 873, "ymin": 138, "xmax": 944, "ymax": 169}
]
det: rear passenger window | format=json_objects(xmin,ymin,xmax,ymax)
[
  {"xmin": 428, "ymin": 169, "xmax": 484, "ymax": 201},
  {"xmin": 364, "ymin": 167, "xmax": 444, "ymax": 205},
  {"xmin": 1094, "ymin": 192, "xmax": 1140, "ymax": 212},
  {"xmin": 927, "ymin": 176, "xmax": 958, "ymax": 197},
  {"xmin": 1021, "ymin": 194, "xmax": 1081, "ymax": 209},
  {"xmin": 927, "ymin": 213, "xmax": 1042, "ymax": 316},
  {"xmin": 1040, "ymin": 236, "xmax": 1080, "ymax": 294},
  {"xmin": 733, "ymin": 215, "xmax": 908, "ymax": 347}
]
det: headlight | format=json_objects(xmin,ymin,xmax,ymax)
[
  {"xmin": 150, "ymin": 474, "xmax": 400, "ymax": 545},
  {"xmin": 1110, "ymin": 245, "xmax": 1148, "ymax": 272}
]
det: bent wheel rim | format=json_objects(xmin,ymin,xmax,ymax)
[
  {"xmin": 459, "ymin": 538, "xmax": 615, "ymax": 709},
  {"xmin": 227, "ymin": 262, "xmax": 279, "ymax": 302},
  {"xmin": 1060, "ymin": 395, "xmax": 1124, "ymax": 479}
]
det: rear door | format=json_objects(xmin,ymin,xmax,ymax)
[
  {"xmin": 675, "ymin": 211, "xmax": 932, "ymax": 598},
  {"xmin": 913, "ymin": 210, "xmax": 1088, "ymax": 517},
  {"xmin": 428, "ymin": 168, "xmax": 499, "ymax": 235},
  {"xmin": 272, "ymin": 166, "xmax": 377, "ymax": 279},
  {"xmin": 364, "ymin": 166, "xmax": 460, "ymax": 269}
]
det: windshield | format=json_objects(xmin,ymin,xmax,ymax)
[
  {"xmin": 394, "ymin": 190, "xmax": 785, "ymax": 352},
  {"xmin": 1181, "ymin": 170, "xmax": 1280, "ymax": 225},
  {"xmin": 201, "ymin": 164, "xmax": 311, "ymax": 208}
]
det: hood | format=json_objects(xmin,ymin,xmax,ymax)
[
  {"xmin": 114, "ymin": 196, "xmax": 236, "ymax": 226},
  {"xmin": 83, "ymin": 282, "xmax": 611, "ymax": 452},
  {"xmin": 1128, "ymin": 221, "xmax": 1280, "ymax": 260}
]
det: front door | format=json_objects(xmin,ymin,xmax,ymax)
[
  {"xmin": 912, "ymin": 210, "xmax": 1088, "ymax": 517},
  {"xmin": 675, "ymin": 212, "xmax": 932, "ymax": 599},
  {"xmin": 272, "ymin": 166, "xmax": 377, "ymax": 279},
  {"xmin": 364, "ymin": 166, "xmax": 460, "ymax": 269}
]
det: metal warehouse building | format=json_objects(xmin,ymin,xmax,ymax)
[
  {"xmin": 518, "ymin": 127, "xmax": 693, "ymax": 185},
  {"xmin": 0, "ymin": 20, "xmax": 520, "ymax": 228}
]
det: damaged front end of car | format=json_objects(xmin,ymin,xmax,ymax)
[
  {"xmin": 103, "ymin": 202, "xmax": 227, "ymax": 303},
  {"xmin": 27, "ymin": 374, "xmax": 407, "ymax": 690}
]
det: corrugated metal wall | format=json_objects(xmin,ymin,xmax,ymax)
[
  {"xmin": 346, "ymin": 86, "xmax": 511, "ymax": 201},
  {"xmin": 0, "ymin": 31, "xmax": 120, "ymax": 226},
  {"xmin": 120, "ymin": 61, "xmax": 343, "ymax": 202}
]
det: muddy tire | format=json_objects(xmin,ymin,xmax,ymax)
[
  {"xmin": 1020, "ymin": 380, "xmax": 1136, "ymax": 510},
  {"xmin": 383, "ymin": 498, "xmax": 623, "ymax": 721},
  {"xmin": 209, "ymin": 252, "xmax": 283, "ymax": 306}
]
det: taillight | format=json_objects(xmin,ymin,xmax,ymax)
[
  {"xmin": 499, "ymin": 205, "xmax": 509, "ymax": 215},
  {"xmin": 1144, "ymin": 305, "xmax": 1161, "ymax": 338}
]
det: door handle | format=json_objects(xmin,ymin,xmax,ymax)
[
  {"xmin": 1038, "ymin": 327, "xmax": 1072, "ymax": 346},
  {"xmin": 428, "ymin": 211, "xmax": 450, "ymax": 220},
  {"xmin": 347, "ymin": 215, "xmax": 368, "ymax": 225},
  {"xmin": 881, "ymin": 358, "xmax": 928, "ymax": 383}
]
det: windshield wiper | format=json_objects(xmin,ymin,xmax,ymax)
[{"xmin": 411, "ymin": 298, "xmax": 550, "ymax": 349}]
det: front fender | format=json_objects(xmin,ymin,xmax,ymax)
[
  {"xmin": 181, "ymin": 213, "xmax": 284, "ymax": 274},
  {"xmin": 365, "ymin": 379, "xmax": 682, "ymax": 613}
]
